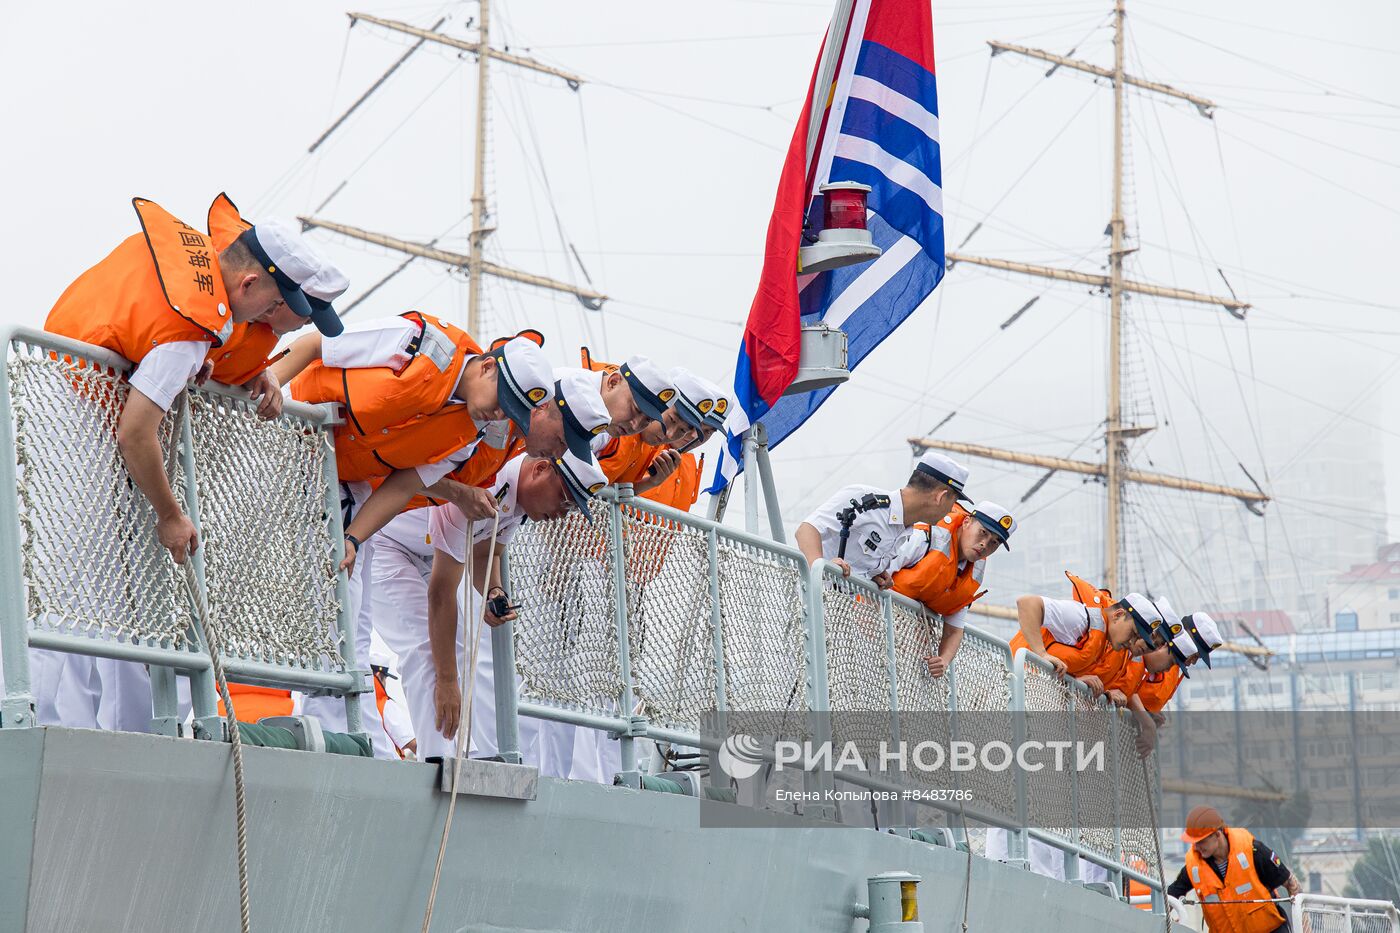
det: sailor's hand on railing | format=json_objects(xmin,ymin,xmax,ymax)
[
  {"xmin": 1150, "ymin": 711, "xmax": 1168, "ymax": 728},
  {"xmin": 1036, "ymin": 651, "xmax": 1069, "ymax": 677},
  {"xmin": 870, "ymin": 570, "xmax": 894, "ymax": 590},
  {"xmin": 925, "ymin": 654, "xmax": 948, "ymax": 678},
  {"xmin": 1076, "ymin": 674, "xmax": 1105, "ymax": 698},
  {"xmin": 444, "ymin": 482, "xmax": 501, "ymax": 521},
  {"xmin": 158, "ymin": 511, "xmax": 200, "ymax": 565},
  {"xmin": 193, "ymin": 359, "xmax": 214, "ymax": 387},
  {"xmin": 242, "ymin": 369, "xmax": 283, "ymax": 420},
  {"xmin": 434, "ymin": 677, "xmax": 462, "ymax": 741},
  {"xmin": 340, "ymin": 536, "xmax": 359, "ymax": 576},
  {"xmin": 831, "ymin": 558, "xmax": 853, "ymax": 577},
  {"xmin": 1107, "ymin": 688, "xmax": 1128, "ymax": 707}
]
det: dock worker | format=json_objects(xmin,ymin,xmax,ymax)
[
  {"xmin": 795, "ymin": 451, "xmax": 971, "ymax": 588},
  {"xmin": 1169, "ymin": 805, "xmax": 1300, "ymax": 932},
  {"xmin": 892, "ymin": 500, "xmax": 1016, "ymax": 676},
  {"xmin": 38, "ymin": 197, "xmax": 345, "ymax": 734}
]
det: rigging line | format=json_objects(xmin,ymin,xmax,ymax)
[
  {"xmin": 1274, "ymin": 355, "xmax": 1400, "ymax": 477},
  {"xmin": 1133, "ymin": 14, "xmax": 1400, "ymax": 112},
  {"xmin": 575, "ymin": 94, "xmax": 611, "ymax": 359},
  {"xmin": 1224, "ymin": 109, "xmax": 1400, "ymax": 171},
  {"xmin": 596, "ymin": 83, "xmax": 783, "ymax": 151},
  {"xmin": 523, "ymin": 32, "xmax": 814, "ymax": 50},
  {"xmin": 1132, "ymin": 1, "xmax": 1400, "ymax": 58},
  {"xmin": 958, "ymin": 87, "xmax": 1100, "ymax": 246}
]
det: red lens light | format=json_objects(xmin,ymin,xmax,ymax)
[{"xmin": 823, "ymin": 187, "xmax": 869, "ymax": 230}]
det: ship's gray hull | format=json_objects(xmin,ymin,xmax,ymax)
[{"xmin": 1, "ymin": 728, "xmax": 1182, "ymax": 932}]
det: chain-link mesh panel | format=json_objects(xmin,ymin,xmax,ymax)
[
  {"xmin": 9, "ymin": 341, "xmax": 190, "ymax": 646},
  {"xmin": 1075, "ymin": 704, "xmax": 1118, "ymax": 861},
  {"xmin": 1021, "ymin": 666, "xmax": 1076, "ymax": 842},
  {"xmin": 1118, "ymin": 733, "xmax": 1163, "ymax": 880},
  {"xmin": 822, "ymin": 576, "xmax": 894, "ymax": 755},
  {"xmin": 715, "ymin": 533, "xmax": 807, "ymax": 722},
  {"xmin": 187, "ymin": 389, "xmax": 344, "ymax": 670},
  {"xmin": 890, "ymin": 600, "xmax": 951, "ymax": 784},
  {"xmin": 619, "ymin": 506, "xmax": 714, "ymax": 729},
  {"xmin": 509, "ymin": 500, "xmax": 622, "ymax": 712},
  {"xmin": 953, "ymin": 631, "xmax": 1015, "ymax": 820}
]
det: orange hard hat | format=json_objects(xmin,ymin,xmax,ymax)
[{"xmin": 1181, "ymin": 805, "xmax": 1225, "ymax": 843}]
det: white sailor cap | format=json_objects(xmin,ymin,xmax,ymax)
[
  {"xmin": 302, "ymin": 260, "xmax": 350, "ymax": 318},
  {"xmin": 703, "ymin": 387, "xmax": 734, "ymax": 433},
  {"xmin": 915, "ymin": 451, "xmax": 971, "ymax": 502},
  {"xmin": 619, "ymin": 355, "xmax": 675, "ymax": 423},
  {"xmin": 1151, "ymin": 598, "xmax": 1194, "ymax": 678},
  {"xmin": 1123, "ymin": 592, "xmax": 1164, "ymax": 645},
  {"xmin": 554, "ymin": 367, "xmax": 611, "ymax": 461},
  {"xmin": 668, "ymin": 368, "xmax": 726, "ymax": 432},
  {"xmin": 970, "ymin": 500, "xmax": 1016, "ymax": 550},
  {"xmin": 553, "ymin": 450, "xmax": 609, "ymax": 520},
  {"xmin": 491, "ymin": 337, "xmax": 555, "ymax": 435},
  {"xmin": 1183, "ymin": 611, "xmax": 1223, "ymax": 668},
  {"xmin": 237, "ymin": 221, "xmax": 346, "ymax": 337}
]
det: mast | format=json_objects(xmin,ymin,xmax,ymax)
[
  {"xmin": 926, "ymin": 0, "xmax": 1264, "ymax": 594},
  {"xmin": 1106, "ymin": 0, "xmax": 1126, "ymax": 593},
  {"xmin": 315, "ymin": 12, "xmax": 600, "ymax": 327},
  {"xmin": 468, "ymin": 0, "xmax": 491, "ymax": 335}
]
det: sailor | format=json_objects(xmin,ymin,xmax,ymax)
[
  {"xmin": 574, "ymin": 351, "xmax": 683, "ymax": 485},
  {"xmin": 38, "ymin": 197, "xmax": 345, "ymax": 734},
  {"xmin": 795, "ymin": 450, "xmax": 971, "ymax": 588},
  {"xmin": 371, "ymin": 451, "xmax": 607, "ymax": 764},
  {"xmin": 634, "ymin": 369, "xmax": 732, "ymax": 512},
  {"xmin": 1169, "ymin": 805, "xmax": 1300, "ymax": 932},
  {"xmin": 1137, "ymin": 610, "xmax": 1224, "ymax": 719},
  {"xmin": 891, "ymin": 500, "xmax": 1015, "ymax": 677}
]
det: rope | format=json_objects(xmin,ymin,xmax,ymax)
[
  {"xmin": 421, "ymin": 509, "xmax": 502, "ymax": 932},
  {"xmin": 1140, "ymin": 755, "xmax": 1171, "ymax": 933},
  {"xmin": 182, "ymin": 559, "xmax": 252, "ymax": 933},
  {"xmin": 958, "ymin": 804, "xmax": 974, "ymax": 933}
]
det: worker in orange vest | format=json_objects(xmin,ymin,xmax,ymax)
[
  {"xmin": 37, "ymin": 196, "xmax": 346, "ymax": 734},
  {"xmin": 1170, "ymin": 805, "xmax": 1300, "ymax": 932},
  {"xmin": 892, "ymin": 500, "xmax": 1016, "ymax": 677}
]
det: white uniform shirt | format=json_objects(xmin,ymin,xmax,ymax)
[
  {"xmin": 1040, "ymin": 597, "xmax": 1096, "ymax": 646},
  {"xmin": 426, "ymin": 455, "xmax": 529, "ymax": 563},
  {"xmin": 801, "ymin": 484, "xmax": 908, "ymax": 578},
  {"xmin": 128, "ymin": 340, "xmax": 208, "ymax": 411}
]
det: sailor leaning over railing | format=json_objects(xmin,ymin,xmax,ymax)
[{"xmin": 35, "ymin": 192, "xmax": 346, "ymax": 734}]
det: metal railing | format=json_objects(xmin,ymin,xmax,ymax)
[
  {"xmin": 1293, "ymin": 894, "xmax": 1400, "ymax": 933},
  {"xmin": 500, "ymin": 487, "xmax": 1168, "ymax": 906},
  {"xmin": 0, "ymin": 326, "xmax": 364, "ymax": 738}
]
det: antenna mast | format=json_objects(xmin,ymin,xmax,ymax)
[{"xmin": 468, "ymin": 0, "xmax": 492, "ymax": 337}]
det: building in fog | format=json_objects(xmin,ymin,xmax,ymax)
[{"xmin": 1328, "ymin": 544, "xmax": 1400, "ymax": 631}]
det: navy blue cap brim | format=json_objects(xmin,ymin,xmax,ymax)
[
  {"xmin": 674, "ymin": 399, "xmax": 707, "ymax": 431},
  {"xmin": 972, "ymin": 512, "xmax": 1012, "ymax": 551},
  {"xmin": 553, "ymin": 460, "xmax": 596, "ymax": 521},
  {"xmin": 622, "ymin": 368, "xmax": 670, "ymax": 423},
  {"xmin": 306, "ymin": 296, "xmax": 343, "ymax": 337},
  {"xmin": 493, "ymin": 349, "xmax": 537, "ymax": 435}
]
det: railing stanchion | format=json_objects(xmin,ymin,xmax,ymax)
[
  {"xmin": 608, "ymin": 488, "xmax": 643, "ymax": 786},
  {"xmin": 178, "ymin": 395, "xmax": 223, "ymax": 741},
  {"xmin": 1009, "ymin": 648, "xmax": 1031, "ymax": 866},
  {"xmin": 493, "ymin": 551, "xmax": 522, "ymax": 764},
  {"xmin": 804, "ymin": 564, "xmax": 836, "ymax": 820},
  {"xmin": 882, "ymin": 594, "xmax": 908, "ymax": 828},
  {"xmin": 0, "ymin": 333, "xmax": 34, "ymax": 729}
]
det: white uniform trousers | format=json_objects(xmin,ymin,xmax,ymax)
[{"xmin": 985, "ymin": 828, "xmax": 1067, "ymax": 880}]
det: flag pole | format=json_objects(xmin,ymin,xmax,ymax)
[{"xmin": 804, "ymin": 0, "xmax": 859, "ymax": 181}]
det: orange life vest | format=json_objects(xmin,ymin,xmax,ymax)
[
  {"xmin": 217, "ymin": 683, "xmax": 293, "ymax": 724},
  {"xmin": 47, "ymin": 198, "xmax": 235, "ymax": 364},
  {"xmin": 596, "ymin": 433, "xmax": 663, "ymax": 485},
  {"xmin": 291, "ymin": 311, "xmax": 482, "ymax": 435},
  {"xmin": 203, "ymin": 193, "xmax": 280, "ymax": 386},
  {"xmin": 368, "ymin": 427, "xmax": 526, "ymax": 511},
  {"xmin": 638, "ymin": 452, "xmax": 703, "ymax": 512},
  {"xmin": 1010, "ymin": 571, "xmax": 1127, "ymax": 682},
  {"xmin": 1137, "ymin": 665, "xmax": 1183, "ymax": 714},
  {"xmin": 890, "ymin": 506, "xmax": 987, "ymax": 616},
  {"xmin": 1105, "ymin": 653, "xmax": 1146, "ymax": 696},
  {"xmin": 1184, "ymin": 827, "xmax": 1287, "ymax": 933}
]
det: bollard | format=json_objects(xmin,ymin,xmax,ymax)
[{"xmin": 852, "ymin": 871, "xmax": 923, "ymax": 932}]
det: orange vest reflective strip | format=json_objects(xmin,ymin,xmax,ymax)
[
  {"xmin": 1137, "ymin": 665, "xmax": 1183, "ymax": 713},
  {"xmin": 891, "ymin": 506, "xmax": 986, "ymax": 615},
  {"xmin": 638, "ymin": 452, "xmax": 703, "ymax": 512},
  {"xmin": 217, "ymin": 683, "xmax": 294, "ymax": 724},
  {"xmin": 46, "ymin": 198, "xmax": 234, "ymax": 365},
  {"xmin": 1184, "ymin": 827, "xmax": 1287, "ymax": 933},
  {"xmin": 291, "ymin": 311, "xmax": 482, "ymax": 436},
  {"xmin": 203, "ymin": 192, "xmax": 280, "ymax": 386}
]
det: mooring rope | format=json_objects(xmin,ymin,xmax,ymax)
[
  {"xmin": 421, "ymin": 509, "xmax": 501, "ymax": 932},
  {"xmin": 1141, "ymin": 755, "xmax": 1172, "ymax": 933},
  {"xmin": 183, "ymin": 559, "xmax": 252, "ymax": 933}
]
